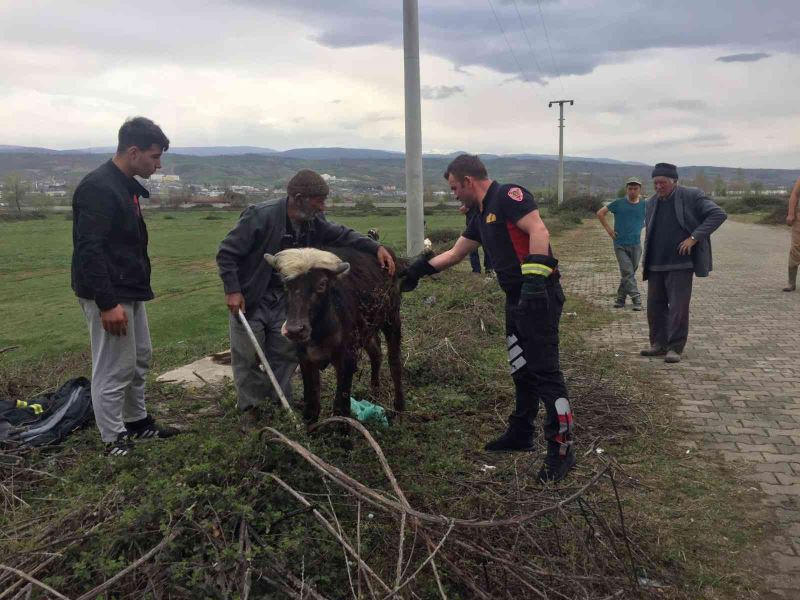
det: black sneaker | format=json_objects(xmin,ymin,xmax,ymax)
[
  {"xmin": 484, "ymin": 429, "xmax": 535, "ymax": 452},
  {"xmin": 104, "ymin": 432, "xmax": 134, "ymax": 457},
  {"xmin": 537, "ymin": 445, "xmax": 576, "ymax": 484},
  {"xmin": 613, "ymin": 298, "xmax": 625, "ymax": 308},
  {"xmin": 125, "ymin": 415, "xmax": 179, "ymax": 440}
]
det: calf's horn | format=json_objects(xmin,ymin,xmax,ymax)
[{"xmin": 335, "ymin": 262, "xmax": 350, "ymax": 277}]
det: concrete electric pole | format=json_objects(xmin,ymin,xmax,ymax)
[
  {"xmin": 403, "ymin": 0, "xmax": 425, "ymax": 257},
  {"xmin": 548, "ymin": 99, "xmax": 574, "ymax": 206}
]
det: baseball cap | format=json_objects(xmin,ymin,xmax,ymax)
[{"xmin": 625, "ymin": 176, "xmax": 643, "ymax": 186}]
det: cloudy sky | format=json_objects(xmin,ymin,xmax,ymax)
[{"xmin": 1, "ymin": 0, "xmax": 798, "ymax": 168}]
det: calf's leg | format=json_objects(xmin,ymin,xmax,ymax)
[
  {"xmin": 365, "ymin": 334, "xmax": 382, "ymax": 401},
  {"xmin": 300, "ymin": 360, "xmax": 321, "ymax": 424},
  {"xmin": 333, "ymin": 352, "xmax": 357, "ymax": 418},
  {"xmin": 382, "ymin": 319, "xmax": 404, "ymax": 413}
]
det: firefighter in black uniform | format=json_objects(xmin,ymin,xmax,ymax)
[{"xmin": 401, "ymin": 154, "xmax": 575, "ymax": 483}]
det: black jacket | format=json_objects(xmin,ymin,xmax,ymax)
[
  {"xmin": 71, "ymin": 160, "xmax": 153, "ymax": 310},
  {"xmin": 216, "ymin": 198, "xmax": 380, "ymax": 312}
]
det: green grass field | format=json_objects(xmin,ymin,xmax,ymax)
[
  {"xmin": 0, "ymin": 210, "xmax": 465, "ymax": 370},
  {"xmin": 0, "ymin": 209, "xmax": 768, "ymax": 598}
]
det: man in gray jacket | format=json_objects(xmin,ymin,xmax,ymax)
[
  {"xmin": 216, "ymin": 170, "xmax": 395, "ymax": 428},
  {"xmin": 640, "ymin": 163, "xmax": 727, "ymax": 364}
]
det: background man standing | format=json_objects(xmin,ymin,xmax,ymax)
[
  {"xmin": 401, "ymin": 154, "xmax": 575, "ymax": 484},
  {"xmin": 783, "ymin": 177, "xmax": 800, "ymax": 292},
  {"xmin": 459, "ymin": 202, "xmax": 493, "ymax": 276},
  {"xmin": 641, "ymin": 163, "xmax": 727, "ymax": 364},
  {"xmin": 216, "ymin": 169, "xmax": 395, "ymax": 430},
  {"xmin": 72, "ymin": 117, "xmax": 178, "ymax": 456},
  {"xmin": 596, "ymin": 177, "xmax": 646, "ymax": 310}
]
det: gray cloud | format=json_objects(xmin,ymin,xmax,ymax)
[
  {"xmin": 238, "ymin": 0, "xmax": 797, "ymax": 83},
  {"xmin": 685, "ymin": 133, "xmax": 730, "ymax": 147},
  {"xmin": 340, "ymin": 112, "xmax": 401, "ymax": 131},
  {"xmin": 716, "ymin": 52, "xmax": 771, "ymax": 63},
  {"xmin": 4, "ymin": 1, "xmax": 794, "ymax": 88},
  {"xmin": 650, "ymin": 100, "xmax": 709, "ymax": 112},
  {"xmin": 421, "ymin": 85, "xmax": 465, "ymax": 100}
]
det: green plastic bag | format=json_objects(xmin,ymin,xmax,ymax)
[{"xmin": 350, "ymin": 397, "xmax": 389, "ymax": 427}]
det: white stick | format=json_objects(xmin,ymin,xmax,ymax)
[{"xmin": 237, "ymin": 310, "xmax": 296, "ymax": 418}]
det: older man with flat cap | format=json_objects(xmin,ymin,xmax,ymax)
[
  {"xmin": 216, "ymin": 169, "xmax": 395, "ymax": 429},
  {"xmin": 640, "ymin": 163, "xmax": 726, "ymax": 363}
]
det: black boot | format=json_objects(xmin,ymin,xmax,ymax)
[
  {"xmin": 537, "ymin": 444, "xmax": 576, "ymax": 483},
  {"xmin": 784, "ymin": 266, "xmax": 798, "ymax": 292},
  {"xmin": 484, "ymin": 428, "xmax": 534, "ymax": 452}
]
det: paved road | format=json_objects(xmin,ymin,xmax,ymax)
[{"xmin": 557, "ymin": 218, "xmax": 800, "ymax": 598}]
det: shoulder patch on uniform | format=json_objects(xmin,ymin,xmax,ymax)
[
  {"xmin": 507, "ymin": 187, "xmax": 524, "ymax": 202},
  {"xmin": 486, "ymin": 213, "xmax": 496, "ymax": 223}
]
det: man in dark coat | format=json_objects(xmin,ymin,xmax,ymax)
[
  {"xmin": 641, "ymin": 163, "xmax": 727, "ymax": 363},
  {"xmin": 216, "ymin": 169, "xmax": 395, "ymax": 430}
]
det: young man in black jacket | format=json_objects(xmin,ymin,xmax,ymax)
[
  {"xmin": 72, "ymin": 117, "xmax": 178, "ymax": 456},
  {"xmin": 400, "ymin": 154, "xmax": 575, "ymax": 484}
]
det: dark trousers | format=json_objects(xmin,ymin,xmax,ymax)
[
  {"xmin": 469, "ymin": 248, "xmax": 493, "ymax": 273},
  {"xmin": 504, "ymin": 281, "xmax": 573, "ymax": 457},
  {"xmin": 646, "ymin": 269, "xmax": 694, "ymax": 353}
]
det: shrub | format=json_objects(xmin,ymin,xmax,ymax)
[
  {"xmin": 0, "ymin": 211, "xmax": 47, "ymax": 222},
  {"xmin": 554, "ymin": 194, "xmax": 605, "ymax": 215},
  {"xmin": 719, "ymin": 194, "xmax": 786, "ymax": 214},
  {"xmin": 758, "ymin": 206, "xmax": 789, "ymax": 225},
  {"xmin": 426, "ymin": 227, "xmax": 461, "ymax": 246}
]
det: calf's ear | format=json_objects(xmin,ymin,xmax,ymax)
[
  {"xmin": 264, "ymin": 253, "xmax": 279, "ymax": 269},
  {"xmin": 334, "ymin": 262, "xmax": 350, "ymax": 278}
]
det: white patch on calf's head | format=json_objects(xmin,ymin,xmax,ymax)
[{"xmin": 265, "ymin": 248, "xmax": 348, "ymax": 281}]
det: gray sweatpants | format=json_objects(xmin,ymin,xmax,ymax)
[
  {"xmin": 614, "ymin": 245, "xmax": 642, "ymax": 302},
  {"xmin": 79, "ymin": 299, "xmax": 150, "ymax": 443},
  {"xmin": 229, "ymin": 289, "xmax": 298, "ymax": 411}
]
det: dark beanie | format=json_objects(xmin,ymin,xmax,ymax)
[
  {"xmin": 652, "ymin": 162, "xmax": 679, "ymax": 180},
  {"xmin": 287, "ymin": 169, "xmax": 329, "ymax": 197}
]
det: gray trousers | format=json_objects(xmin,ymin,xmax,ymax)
[
  {"xmin": 79, "ymin": 299, "xmax": 150, "ymax": 442},
  {"xmin": 614, "ymin": 245, "xmax": 642, "ymax": 302},
  {"xmin": 229, "ymin": 289, "xmax": 298, "ymax": 411},
  {"xmin": 646, "ymin": 269, "xmax": 694, "ymax": 353}
]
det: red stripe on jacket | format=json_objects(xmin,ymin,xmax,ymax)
[{"xmin": 506, "ymin": 221, "xmax": 529, "ymax": 262}]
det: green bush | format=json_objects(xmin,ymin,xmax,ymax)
[
  {"xmin": 0, "ymin": 211, "xmax": 47, "ymax": 222},
  {"xmin": 426, "ymin": 227, "xmax": 461, "ymax": 246},
  {"xmin": 554, "ymin": 194, "xmax": 605, "ymax": 215},
  {"xmin": 758, "ymin": 206, "xmax": 789, "ymax": 225},
  {"xmin": 719, "ymin": 194, "xmax": 786, "ymax": 214}
]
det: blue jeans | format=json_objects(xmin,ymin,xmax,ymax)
[{"xmin": 469, "ymin": 248, "xmax": 493, "ymax": 273}]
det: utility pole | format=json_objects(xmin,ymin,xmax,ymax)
[
  {"xmin": 403, "ymin": 0, "xmax": 425, "ymax": 256},
  {"xmin": 548, "ymin": 99, "xmax": 574, "ymax": 206}
]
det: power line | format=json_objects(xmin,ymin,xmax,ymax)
[
  {"xmin": 510, "ymin": 0, "xmax": 546, "ymax": 83},
  {"xmin": 486, "ymin": 0, "xmax": 536, "ymax": 87},
  {"xmin": 536, "ymin": 0, "xmax": 565, "ymax": 93}
]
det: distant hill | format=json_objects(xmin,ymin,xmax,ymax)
[
  {"xmin": 1, "ymin": 148, "xmax": 797, "ymax": 195},
  {"xmin": 0, "ymin": 144, "xmax": 643, "ymax": 165},
  {"xmin": 0, "ymin": 145, "xmax": 57, "ymax": 154}
]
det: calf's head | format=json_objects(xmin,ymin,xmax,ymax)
[{"xmin": 264, "ymin": 248, "xmax": 350, "ymax": 343}]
